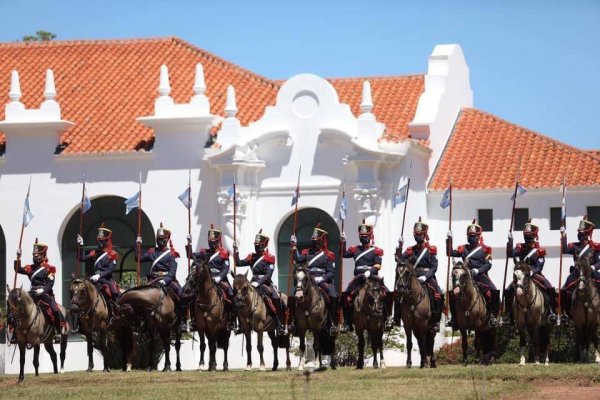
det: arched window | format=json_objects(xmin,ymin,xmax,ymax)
[
  {"xmin": 60, "ymin": 196, "xmax": 155, "ymax": 307},
  {"xmin": 276, "ymin": 208, "xmax": 341, "ymax": 293}
]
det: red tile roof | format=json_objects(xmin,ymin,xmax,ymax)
[
  {"xmin": 0, "ymin": 38, "xmax": 425, "ymax": 154},
  {"xmin": 429, "ymin": 108, "xmax": 600, "ymax": 190},
  {"xmin": 587, "ymin": 150, "xmax": 600, "ymax": 159}
]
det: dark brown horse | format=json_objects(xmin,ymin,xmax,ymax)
[
  {"xmin": 512, "ymin": 262, "xmax": 551, "ymax": 366},
  {"xmin": 293, "ymin": 265, "xmax": 336, "ymax": 370},
  {"xmin": 571, "ymin": 254, "xmax": 600, "ymax": 363},
  {"xmin": 118, "ymin": 284, "xmax": 182, "ymax": 372},
  {"xmin": 232, "ymin": 273, "xmax": 291, "ymax": 371},
  {"xmin": 450, "ymin": 261, "xmax": 497, "ymax": 365},
  {"xmin": 70, "ymin": 278, "xmax": 112, "ymax": 372},
  {"xmin": 7, "ymin": 287, "xmax": 69, "ymax": 383},
  {"xmin": 395, "ymin": 259, "xmax": 435, "ymax": 368},
  {"xmin": 353, "ymin": 276, "xmax": 386, "ymax": 369},
  {"xmin": 186, "ymin": 259, "xmax": 231, "ymax": 371}
]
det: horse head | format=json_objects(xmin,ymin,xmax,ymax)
[
  {"xmin": 576, "ymin": 252, "xmax": 594, "ymax": 294},
  {"xmin": 7, "ymin": 287, "xmax": 31, "ymax": 318},
  {"xmin": 232, "ymin": 271, "xmax": 252, "ymax": 308},
  {"xmin": 189, "ymin": 257, "xmax": 212, "ymax": 293},
  {"xmin": 451, "ymin": 260, "xmax": 471, "ymax": 295},
  {"xmin": 364, "ymin": 277, "xmax": 385, "ymax": 317},
  {"xmin": 294, "ymin": 264, "xmax": 311, "ymax": 304},
  {"xmin": 513, "ymin": 261, "xmax": 532, "ymax": 297},
  {"xmin": 70, "ymin": 277, "xmax": 90, "ymax": 314},
  {"xmin": 395, "ymin": 258, "xmax": 412, "ymax": 295}
]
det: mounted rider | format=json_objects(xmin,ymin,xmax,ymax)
[
  {"xmin": 77, "ymin": 224, "xmax": 120, "ymax": 322},
  {"xmin": 396, "ymin": 217, "xmax": 445, "ymax": 332},
  {"xmin": 233, "ymin": 229, "xmax": 287, "ymax": 336},
  {"xmin": 560, "ymin": 216, "xmax": 600, "ymax": 323},
  {"xmin": 446, "ymin": 219, "xmax": 500, "ymax": 328},
  {"xmin": 340, "ymin": 220, "xmax": 393, "ymax": 333},
  {"xmin": 504, "ymin": 219, "xmax": 558, "ymax": 326},
  {"xmin": 13, "ymin": 239, "xmax": 66, "ymax": 342},
  {"xmin": 288, "ymin": 224, "xmax": 340, "ymax": 336},
  {"xmin": 186, "ymin": 224, "xmax": 237, "ymax": 331},
  {"xmin": 137, "ymin": 223, "xmax": 187, "ymax": 332}
]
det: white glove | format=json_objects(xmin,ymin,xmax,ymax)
[
  {"xmin": 90, "ymin": 274, "xmax": 100, "ymax": 282},
  {"xmin": 341, "ymin": 232, "xmax": 347, "ymax": 241},
  {"xmin": 251, "ymin": 282, "xmax": 259, "ymax": 288},
  {"xmin": 314, "ymin": 276, "xmax": 323, "ymax": 284},
  {"xmin": 447, "ymin": 230, "xmax": 453, "ymax": 239},
  {"xmin": 507, "ymin": 232, "xmax": 513, "ymax": 241},
  {"xmin": 418, "ymin": 276, "xmax": 426, "ymax": 283},
  {"xmin": 77, "ymin": 234, "xmax": 84, "ymax": 246},
  {"xmin": 159, "ymin": 280, "xmax": 166, "ymax": 287},
  {"xmin": 16, "ymin": 249, "xmax": 22, "ymax": 257},
  {"xmin": 560, "ymin": 226, "xmax": 566, "ymax": 236},
  {"xmin": 233, "ymin": 241, "xmax": 239, "ymax": 250},
  {"xmin": 35, "ymin": 288, "xmax": 43, "ymax": 295},
  {"xmin": 363, "ymin": 271, "xmax": 371, "ymax": 278},
  {"xmin": 214, "ymin": 276, "xmax": 222, "ymax": 284},
  {"xmin": 471, "ymin": 268, "xmax": 479, "ymax": 276},
  {"xmin": 290, "ymin": 235, "xmax": 297, "ymax": 245},
  {"xmin": 136, "ymin": 236, "xmax": 143, "ymax": 245},
  {"xmin": 398, "ymin": 237, "xmax": 404, "ymax": 245},
  {"xmin": 187, "ymin": 234, "xmax": 192, "ymax": 243}
]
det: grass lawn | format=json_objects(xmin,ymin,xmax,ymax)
[{"xmin": 0, "ymin": 364, "xmax": 598, "ymax": 399}]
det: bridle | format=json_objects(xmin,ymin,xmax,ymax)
[{"xmin": 396, "ymin": 262, "xmax": 425, "ymax": 308}]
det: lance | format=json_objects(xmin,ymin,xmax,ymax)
[
  {"xmin": 501, "ymin": 166, "xmax": 521, "ymax": 315},
  {"xmin": 557, "ymin": 177, "xmax": 567, "ymax": 318},
  {"xmin": 444, "ymin": 177, "xmax": 452, "ymax": 316},
  {"xmin": 136, "ymin": 171, "xmax": 142, "ymax": 286},
  {"xmin": 338, "ymin": 182, "xmax": 346, "ymax": 326},
  {"xmin": 399, "ymin": 161, "xmax": 413, "ymax": 250},
  {"xmin": 187, "ymin": 170, "xmax": 192, "ymax": 274},
  {"xmin": 285, "ymin": 166, "xmax": 301, "ymax": 326},
  {"xmin": 14, "ymin": 177, "xmax": 32, "ymax": 289},
  {"xmin": 233, "ymin": 173, "xmax": 238, "ymax": 275},
  {"xmin": 76, "ymin": 170, "xmax": 86, "ymax": 277}
]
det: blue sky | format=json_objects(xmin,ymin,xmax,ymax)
[{"xmin": 2, "ymin": 0, "xmax": 599, "ymax": 149}]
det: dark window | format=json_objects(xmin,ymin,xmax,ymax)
[
  {"xmin": 587, "ymin": 206, "xmax": 600, "ymax": 227},
  {"xmin": 514, "ymin": 208, "xmax": 529, "ymax": 231},
  {"xmin": 477, "ymin": 209, "xmax": 493, "ymax": 232},
  {"xmin": 550, "ymin": 207, "xmax": 562, "ymax": 230}
]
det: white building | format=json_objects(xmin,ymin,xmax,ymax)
[{"xmin": 1, "ymin": 38, "xmax": 599, "ymax": 373}]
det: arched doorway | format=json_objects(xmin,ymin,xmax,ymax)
[
  {"xmin": 0, "ymin": 225, "xmax": 5, "ymax": 344},
  {"xmin": 276, "ymin": 208, "xmax": 341, "ymax": 293},
  {"xmin": 61, "ymin": 196, "xmax": 155, "ymax": 307}
]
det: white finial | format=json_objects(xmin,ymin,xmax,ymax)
[
  {"xmin": 158, "ymin": 65, "xmax": 171, "ymax": 97},
  {"xmin": 360, "ymin": 80, "xmax": 373, "ymax": 114},
  {"xmin": 193, "ymin": 63, "xmax": 206, "ymax": 95},
  {"xmin": 44, "ymin": 69, "xmax": 57, "ymax": 101},
  {"xmin": 9, "ymin": 70, "xmax": 21, "ymax": 102},
  {"xmin": 225, "ymin": 85, "xmax": 237, "ymax": 118}
]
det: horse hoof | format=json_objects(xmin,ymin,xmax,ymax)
[
  {"xmin": 176, "ymin": 367, "xmax": 182, "ymax": 372},
  {"xmin": 86, "ymin": 367, "xmax": 93, "ymax": 373},
  {"xmin": 223, "ymin": 367, "xmax": 228, "ymax": 372},
  {"xmin": 380, "ymin": 361, "xmax": 386, "ymax": 369},
  {"xmin": 356, "ymin": 365, "xmax": 364, "ymax": 370},
  {"xmin": 259, "ymin": 365, "xmax": 266, "ymax": 372},
  {"xmin": 272, "ymin": 366, "xmax": 278, "ymax": 372},
  {"xmin": 17, "ymin": 378, "xmax": 24, "ymax": 384},
  {"xmin": 373, "ymin": 364, "xmax": 378, "ymax": 369},
  {"xmin": 286, "ymin": 366, "xmax": 292, "ymax": 371},
  {"xmin": 104, "ymin": 369, "xmax": 111, "ymax": 373},
  {"xmin": 163, "ymin": 366, "xmax": 172, "ymax": 372},
  {"xmin": 147, "ymin": 367, "xmax": 153, "ymax": 372}
]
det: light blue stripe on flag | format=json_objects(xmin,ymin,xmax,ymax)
[
  {"xmin": 510, "ymin": 184, "xmax": 527, "ymax": 201},
  {"xmin": 178, "ymin": 187, "xmax": 191, "ymax": 209},
  {"xmin": 393, "ymin": 183, "xmax": 408, "ymax": 208},
  {"xmin": 82, "ymin": 188, "xmax": 92, "ymax": 213},
  {"xmin": 440, "ymin": 187, "xmax": 451, "ymax": 209},
  {"xmin": 124, "ymin": 191, "xmax": 140, "ymax": 215},
  {"xmin": 339, "ymin": 196, "xmax": 348, "ymax": 220},
  {"xmin": 23, "ymin": 196, "xmax": 34, "ymax": 226}
]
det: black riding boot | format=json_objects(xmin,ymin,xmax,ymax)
[
  {"xmin": 432, "ymin": 294, "xmax": 443, "ymax": 332},
  {"xmin": 547, "ymin": 289, "xmax": 558, "ymax": 325},
  {"xmin": 329, "ymin": 298, "xmax": 339, "ymax": 337},
  {"xmin": 225, "ymin": 301, "xmax": 237, "ymax": 331},
  {"xmin": 384, "ymin": 293, "xmax": 394, "ymax": 331},
  {"xmin": 287, "ymin": 296, "xmax": 296, "ymax": 335},
  {"xmin": 502, "ymin": 289, "xmax": 514, "ymax": 326},
  {"xmin": 488, "ymin": 290, "xmax": 499, "ymax": 328},
  {"xmin": 560, "ymin": 289, "xmax": 571, "ymax": 324},
  {"xmin": 340, "ymin": 295, "xmax": 353, "ymax": 334},
  {"xmin": 178, "ymin": 305, "xmax": 189, "ymax": 333},
  {"xmin": 275, "ymin": 298, "xmax": 287, "ymax": 336},
  {"xmin": 52, "ymin": 310, "xmax": 63, "ymax": 343},
  {"xmin": 446, "ymin": 294, "xmax": 458, "ymax": 329}
]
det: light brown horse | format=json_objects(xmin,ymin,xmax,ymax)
[
  {"xmin": 394, "ymin": 259, "xmax": 435, "ymax": 368},
  {"xmin": 450, "ymin": 261, "xmax": 497, "ymax": 365},
  {"xmin": 7, "ymin": 287, "xmax": 69, "ymax": 383},
  {"xmin": 70, "ymin": 278, "xmax": 112, "ymax": 372},
  {"xmin": 187, "ymin": 259, "xmax": 231, "ymax": 371},
  {"xmin": 293, "ymin": 265, "xmax": 336, "ymax": 370},
  {"xmin": 232, "ymin": 273, "xmax": 291, "ymax": 371},
  {"xmin": 118, "ymin": 284, "xmax": 182, "ymax": 372},
  {"xmin": 353, "ymin": 276, "xmax": 386, "ymax": 369},
  {"xmin": 512, "ymin": 262, "xmax": 551, "ymax": 366},
  {"xmin": 571, "ymin": 254, "xmax": 600, "ymax": 363}
]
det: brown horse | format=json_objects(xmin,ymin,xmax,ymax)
[
  {"xmin": 571, "ymin": 254, "xmax": 600, "ymax": 363},
  {"xmin": 450, "ymin": 261, "xmax": 497, "ymax": 365},
  {"xmin": 232, "ymin": 273, "xmax": 291, "ymax": 371},
  {"xmin": 395, "ymin": 259, "xmax": 435, "ymax": 368},
  {"xmin": 187, "ymin": 259, "xmax": 231, "ymax": 371},
  {"xmin": 353, "ymin": 276, "xmax": 386, "ymax": 369},
  {"xmin": 512, "ymin": 262, "xmax": 551, "ymax": 366},
  {"xmin": 70, "ymin": 278, "xmax": 112, "ymax": 372},
  {"xmin": 293, "ymin": 265, "xmax": 336, "ymax": 370},
  {"xmin": 117, "ymin": 284, "xmax": 182, "ymax": 372},
  {"xmin": 7, "ymin": 287, "xmax": 69, "ymax": 383}
]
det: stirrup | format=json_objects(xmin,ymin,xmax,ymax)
[
  {"xmin": 560, "ymin": 313, "xmax": 569, "ymax": 325},
  {"xmin": 277, "ymin": 325, "xmax": 287, "ymax": 336},
  {"xmin": 180, "ymin": 321, "xmax": 189, "ymax": 333},
  {"xmin": 328, "ymin": 325, "xmax": 339, "ymax": 337},
  {"xmin": 488, "ymin": 316, "xmax": 498, "ymax": 328},
  {"xmin": 53, "ymin": 333, "xmax": 61, "ymax": 344},
  {"xmin": 547, "ymin": 313, "xmax": 557, "ymax": 325},
  {"xmin": 340, "ymin": 323, "xmax": 352, "ymax": 334},
  {"xmin": 385, "ymin": 318, "xmax": 394, "ymax": 332},
  {"xmin": 445, "ymin": 318, "xmax": 454, "ymax": 328},
  {"xmin": 432, "ymin": 322, "xmax": 440, "ymax": 333},
  {"xmin": 287, "ymin": 323, "xmax": 296, "ymax": 335}
]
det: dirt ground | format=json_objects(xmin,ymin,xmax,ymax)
[{"xmin": 531, "ymin": 385, "xmax": 600, "ymax": 400}]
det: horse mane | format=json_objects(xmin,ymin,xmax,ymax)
[{"xmin": 515, "ymin": 261, "xmax": 531, "ymax": 274}]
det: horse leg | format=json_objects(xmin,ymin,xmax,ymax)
[
  {"xmin": 298, "ymin": 333, "xmax": 306, "ymax": 371},
  {"xmin": 208, "ymin": 336, "xmax": 217, "ymax": 372},
  {"xmin": 258, "ymin": 331, "xmax": 266, "ymax": 371},
  {"xmin": 60, "ymin": 333, "xmax": 67, "ymax": 374},
  {"xmin": 175, "ymin": 329, "xmax": 182, "ymax": 372},
  {"xmin": 244, "ymin": 331, "xmax": 253, "ymax": 370},
  {"xmin": 370, "ymin": 331, "xmax": 379, "ymax": 369},
  {"xmin": 529, "ymin": 325, "xmax": 540, "ymax": 365},
  {"xmin": 519, "ymin": 330, "xmax": 527, "ymax": 366},
  {"xmin": 33, "ymin": 345, "xmax": 40, "ymax": 376},
  {"xmin": 222, "ymin": 331, "xmax": 230, "ymax": 372},
  {"xmin": 199, "ymin": 332, "xmax": 206, "ymax": 370},
  {"xmin": 461, "ymin": 330, "xmax": 468, "ymax": 366},
  {"xmin": 18, "ymin": 342, "xmax": 26, "ymax": 383},
  {"xmin": 87, "ymin": 336, "xmax": 94, "ymax": 372},
  {"xmin": 429, "ymin": 330, "xmax": 437, "ymax": 368},
  {"xmin": 417, "ymin": 332, "xmax": 427, "ymax": 368},
  {"xmin": 44, "ymin": 342, "xmax": 59, "ymax": 374},
  {"xmin": 405, "ymin": 327, "xmax": 413, "ymax": 368},
  {"xmin": 268, "ymin": 331, "xmax": 279, "ymax": 371},
  {"xmin": 593, "ymin": 327, "xmax": 600, "ymax": 364},
  {"xmin": 162, "ymin": 329, "xmax": 172, "ymax": 372},
  {"xmin": 357, "ymin": 329, "xmax": 365, "ymax": 369},
  {"xmin": 147, "ymin": 331, "xmax": 155, "ymax": 371}
]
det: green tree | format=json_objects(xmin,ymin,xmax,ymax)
[{"xmin": 22, "ymin": 30, "xmax": 57, "ymax": 42}]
